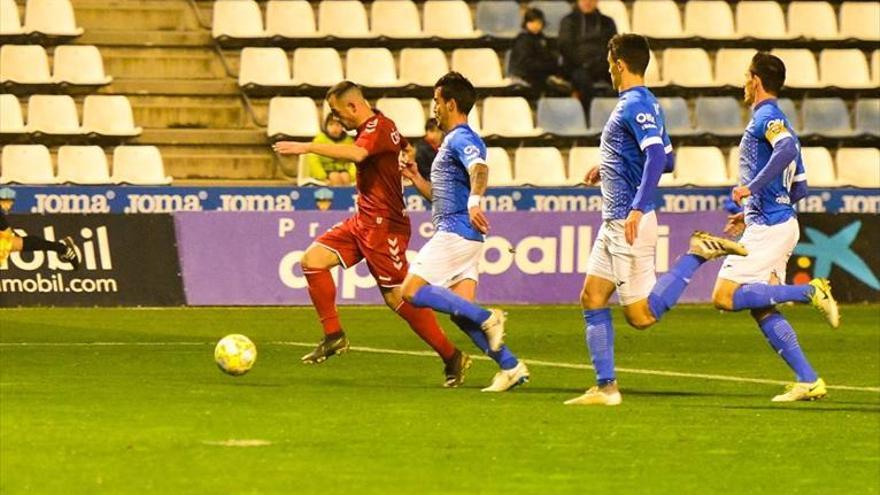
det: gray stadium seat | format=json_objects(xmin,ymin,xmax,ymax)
[
  {"xmin": 527, "ymin": 1, "xmax": 570, "ymax": 37},
  {"xmin": 855, "ymin": 99, "xmax": 880, "ymax": 136},
  {"xmin": 777, "ymin": 98, "xmax": 801, "ymax": 131},
  {"xmin": 802, "ymin": 98, "xmax": 852, "ymax": 136},
  {"xmin": 588, "ymin": 98, "xmax": 619, "ymax": 133},
  {"xmin": 695, "ymin": 97, "xmax": 743, "ymax": 136},
  {"xmin": 536, "ymin": 97, "xmax": 589, "ymax": 136},
  {"xmin": 658, "ymin": 97, "xmax": 694, "ymax": 135},
  {"xmin": 475, "ymin": 1, "xmax": 520, "ymax": 38}
]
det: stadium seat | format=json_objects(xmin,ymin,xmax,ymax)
[
  {"xmin": 24, "ymin": 0, "xmax": 82, "ymax": 37},
  {"xmin": 0, "ymin": 94, "xmax": 26, "ymax": 137},
  {"xmin": 658, "ymin": 97, "xmax": 694, "ymax": 135},
  {"xmin": 475, "ymin": 1, "xmax": 520, "ymax": 38},
  {"xmin": 486, "ymin": 147, "xmax": 514, "ymax": 186},
  {"xmin": 674, "ymin": 147, "xmax": 731, "ymax": 186},
  {"xmin": 527, "ymin": 1, "xmax": 570, "ymax": 37},
  {"xmin": 840, "ymin": 2, "xmax": 880, "ymax": 41},
  {"xmin": 427, "ymin": 100, "xmax": 481, "ymax": 132},
  {"xmin": 267, "ymin": 97, "xmax": 319, "ymax": 138},
  {"xmin": 855, "ymin": 99, "xmax": 880, "ymax": 136},
  {"xmin": 727, "ymin": 146, "xmax": 741, "ymax": 182},
  {"xmin": 836, "ymin": 148, "xmax": 880, "ymax": 187},
  {"xmin": 423, "ymin": 0, "xmax": 477, "ymax": 38},
  {"xmin": 399, "ymin": 48, "xmax": 448, "ymax": 87},
  {"xmin": 56, "ymin": 145, "xmax": 112, "ymax": 184},
  {"xmin": 481, "ymin": 97, "xmax": 541, "ymax": 137},
  {"xmin": 632, "ymin": 0, "xmax": 683, "ymax": 38},
  {"xmin": 513, "ymin": 147, "xmax": 567, "ymax": 185},
  {"xmin": 645, "ymin": 51, "xmax": 663, "ymax": 86},
  {"xmin": 769, "ymin": 49, "xmax": 819, "ymax": 87},
  {"xmin": 294, "ymin": 154, "xmax": 322, "ymax": 186},
  {"xmin": 0, "ymin": 45, "xmax": 52, "ymax": 86},
  {"xmin": 376, "ymin": 98, "xmax": 425, "ymax": 137},
  {"xmin": 715, "ymin": 49, "xmax": 757, "ymax": 86},
  {"xmin": 26, "ymin": 95, "xmax": 81, "ymax": 135},
  {"xmin": 238, "ymin": 47, "xmax": 294, "ymax": 87},
  {"xmin": 684, "ymin": 1, "xmax": 736, "ymax": 39},
  {"xmin": 787, "ymin": 2, "xmax": 839, "ymax": 39},
  {"xmin": 599, "ymin": 1, "xmax": 630, "ymax": 34},
  {"xmin": 451, "ymin": 49, "xmax": 509, "ymax": 88},
  {"xmin": 873, "ymin": 50, "xmax": 880, "ymax": 85},
  {"xmin": 802, "ymin": 98, "xmax": 852, "ymax": 136},
  {"xmin": 0, "ymin": 144, "xmax": 56, "ymax": 184},
  {"xmin": 82, "ymin": 95, "xmax": 142, "ymax": 137},
  {"xmin": 53, "ymin": 45, "xmax": 113, "ymax": 86},
  {"xmin": 318, "ymin": 0, "xmax": 371, "ymax": 38},
  {"xmin": 537, "ymin": 97, "xmax": 589, "ymax": 136},
  {"xmin": 212, "ymin": 0, "xmax": 264, "ymax": 39},
  {"xmin": 371, "ymin": 0, "xmax": 423, "ymax": 38},
  {"xmin": 800, "ymin": 147, "xmax": 837, "ymax": 187},
  {"xmin": 588, "ymin": 97, "xmax": 619, "ymax": 133},
  {"xmin": 292, "ymin": 48, "xmax": 343, "ymax": 87},
  {"xmin": 695, "ymin": 97, "xmax": 744, "ymax": 136},
  {"xmin": 662, "ymin": 49, "xmax": 714, "ymax": 86},
  {"xmin": 568, "ymin": 146, "xmax": 600, "ymax": 185},
  {"xmin": 735, "ymin": 1, "xmax": 790, "ymax": 39},
  {"xmin": 0, "ymin": 0, "xmax": 24, "ymax": 37},
  {"xmin": 777, "ymin": 98, "xmax": 801, "ymax": 130},
  {"xmin": 265, "ymin": 0, "xmax": 318, "ymax": 38},
  {"xmin": 112, "ymin": 146, "xmax": 172, "ymax": 185},
  {"xmin": 820, "ymin": 49, "xmax": 872, "ymax": 88},
  {"xmin": 346, "ymin": 48, "xmax": 401, "ymax": 87}
]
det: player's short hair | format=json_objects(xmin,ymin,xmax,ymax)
[
  {"xmin": 425, "ymin": 118, "xmax": 440, "ymax": 132},
  {"xmin": 522, "ymin": 8, "xmax": 545, "ymax": 29},
  {"xmin": 325, "ymin": 80, "xmax": 362, "ymax": 101},
  {"xmin": 749, "ymin": 52, "xmax": 786, "ymax": 95},
  {"xmin": 434, "ymin": 72, "xmax": 477, "ymax": 115},
  {"xmin": 607, "ymin": 33, "xmax": 650, "ymax": 76}
]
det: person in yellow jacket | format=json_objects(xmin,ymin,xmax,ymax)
[
  {"xmin": 306, "ymin": 115, "xmax": 357, "ymax": 186},
  {"xmin": 0, "ymin": 188, "xmax": 80, "ymax": 268}
]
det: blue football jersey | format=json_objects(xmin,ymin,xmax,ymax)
[
  {"xmin": 599, "ymin": 86, "xmax": 673, "ymax": 220},
  {"xmin": 429, "ymin": 124, "xmax": 486, "ymax": 242},
  {"xmin": 738, "ymin": 99, "xmax": 806, "ymax": 226}
]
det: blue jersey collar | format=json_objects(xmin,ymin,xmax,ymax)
[
  {"xmin": 752, "ymin": 98, "xmax": 778, "ymax": 113},
  {"xmin": 618, "ymin": 85, "xmax": 646, "ymax": 97}
]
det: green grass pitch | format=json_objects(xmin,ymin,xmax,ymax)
[{"xmin": 1, "ymin": 305, "xmax": 878, "ymax": 494}]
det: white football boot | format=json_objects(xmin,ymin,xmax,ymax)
[
  {"xmin": 564, "ymin": 381, "xmax": 622, "ymax": 406},
  {"xmin": 481, "ymin": 361, "xmax": 530, "ymax": 392},
  {"xmin": 480, "ymin": 308, "xmax": 507, "ymax": 352}
]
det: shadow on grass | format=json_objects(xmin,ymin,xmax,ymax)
[{"xmin": 683, "ymin": 404, "xmax": 880, "ymax": 414}]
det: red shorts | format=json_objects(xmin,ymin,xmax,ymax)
[{"xmin": 315, "ymin": 216, "xmax": 410, "ymax": 287}]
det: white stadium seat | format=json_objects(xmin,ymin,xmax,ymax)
[
  {"xmin": 238, "ymin": 47, "xmax": 293, "ymax": 87},
  {"xmin": 632, "ymin": 0, "xmax": 683, "ymax": 38},
  {"xmin": 600, "ymin": 0, "xmax": 630, "ymax": 34},
  {"xmin": 801, "ymin": 147, "xmax": 837, "ymax": 186},
  {"xmin": 684, "ymin": 1, "xmax": 736, "ymax": 39},
  {"xmin": 346, "ymin": 48, "xmax": 401, "ymax": 87},
  {"xmin": 376, "ymin": 98, "xmax": 425, "ymax": 137},
  {"xmin": 212, "ymin": 0, "xmax": 264, "ymax": 39},
  {"xmin": 486, "ymin": 147, "xmax": 514, "ymax": 186},
  {"xmin": 481, "ymin": 97, "xmax": 541, "ymax": 137},
  {"xmin": 24, "ymin": 0, "xmax": 82, "ymax": 36},
  {"xmin": 645, "ymin": 51, "xmax": 663, "ymax": 87},
  {"xmin": 568, "ymin": 147, "xmax": 601, "ymax": 185},
  {"xmin": 662, "ymin": 49, "xmax": 714, "ymax": 86},
  {"xmin": 56, "ymin": 145, "xmax": 112, "ymax": 184},
  {"xmin": 873, "ymin": 50, "xmax": 880, "ymax": 86},
  {"xmin": 770, "ymin": 49, "xmax": 820, "ymax": 87},
  {"xmin": 0, "ymin": 144, "xmax": 57, "ymax": 184},
  {"xmin": 26, "ymin": 95, "xmax": 81, "ymax": 134},
  {"xmin": 451, "ymin": 49, "xmax": 508, "ymax": 88},
  {"xmin": 53, "ymin": 45, "xmax": 112, "ymax": 85},
  {"xmin": 267, "ymin": 97, "xmax": 319, "ymax": 138},
  {"xmin": 787, "ymin": 1, "xmax": 839, "ymax": 39},
  {"xmin": 82, "ymin": 95, "xmax": 142, "ymax": 137},
  {"xmin": 715, "ymin": 49, "xmax": 757, "ymax": 86},
  {"xmin": 836, "ymin": 148, "xmax": 880, "ymax": 187},
  {"xmin": 820, "ymin": 49, "xmax": 872, "ymax": 88},
  {"xmin": 839, "ymin": 2, "xmax": 880, "ymax": 41},
  {"xmin": 399, "ymin": 48, "xmax": 449, "ymax": 86},
  {"xmin": 371, "ymin": 0, "xmax": 423, "ymax": 38},
  {"xmin": 423, "ymin": 0, "xmax": 478, "ymax": 38},
  {"xmin": 292, "ymin": 48, "xmax": 343, "ymax": 87},
  {"xmin": 0, "ymin": 0, "xmax": 24, "ymax": 36},
  {"xmin": 736, "ymin": 1, "xmax": 791, "ymax": 39},
  {"xmin": 675, "ymin": 147, "xmax": 732, "ymax": 186},
  {"xmin": 265, "ymin": 0, "xmax": 318, "ymax": 38},
  {"xmin": 727, "ymin": 146, "xmax": 741, "ymax": 182},
  {"xmin": 112, "ymin": 146, "xmax": 172, "ymax": 185},
  {"xmin": 0, "ymin": 94, "xmax": 26, "ymax": 135},
  {"xmin": 514, "ymin": 147, "xmax": 566, "ymax": 186},
  {"xmin": 0, "ymin": 45, "xmax": 51, "ymax": 84},
  {"xmin": 318, "ymin": 0, "xmax": 371, "ymax": 38}
]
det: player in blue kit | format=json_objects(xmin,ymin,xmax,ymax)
[
  {"xmin": 711, "ymin": 52, "xmax": 839, "ymax": 402},
  {"xmin": 400, "ymin": 72, "xmax": 530, "ymax": 392},
  {"xmin": 566, "ymin": 34, "xmax": 748, "ymax": 406}
]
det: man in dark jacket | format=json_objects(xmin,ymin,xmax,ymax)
[
  {"xmin": 508, "ymin": 8, "xmax": 571, "ymax": 95},
  {"xmin": 558, "ymin": 0, "xmax": 617, "ymax": 114}
]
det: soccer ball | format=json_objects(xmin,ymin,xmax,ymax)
[{"xmin": 214, "ymin": 334, "xmax": 257, "ymax": 376}]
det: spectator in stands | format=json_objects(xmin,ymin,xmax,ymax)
[
  {"xmin": 558, "ymin": 0, "xmax": 617, "ymax": 114},
  {"xmin": 307, "ymin": 114, "xmax": 357, "ymax": 186},
  {"xmin": 508, "ymin": 8, "xmax": 572, "ymax": 95},
  {"xmin": 415, "ymin": 118, "xmax": 444, "ymax": 179}
]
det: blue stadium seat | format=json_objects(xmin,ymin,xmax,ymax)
[
  {"xmin": 802, "ymin": 98, "xmax": 853, "ymax": 136},
  {"xmin": 855, "ymin": 99, "xmax": 880, "ymax": 136},
  {"xmin": 658, "ymin": 97, "xmax": 694, "ymax": 135},
  {"xmin": 588, "ymin": 97, "xmax": 618, "ymax": 133},
  {"xmin": 695, "ymin": 97, "xmax": 743, "ymax": 136},
  {"xmin": 537, "ymin": 97, "xmax": 589, "ymax": 136},
  {"xmin": 475, "ymin": 1, "xmax": 521, "ymax": 38},
  {"xmin": 777, "ymin": 98, "xmax": 800, "ymax": 130},
  {"xmin": 527, "ymin": 1, "xmax": 570, "ymax": 37}
]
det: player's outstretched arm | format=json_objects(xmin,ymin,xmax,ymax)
[
  {"xmin": 274, "ymin": 141, "xmax": 368, "ymax": 163},
  {"xmin": 399, "ymin": 149, "xmax": 433, "ymax": 201},
  {"xmin": 468, "ymin": 163, "xmax": 490, "ymax": 234}
]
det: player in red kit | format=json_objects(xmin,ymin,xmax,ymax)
[{"xmin": 273, "ymin": 81, "xmax": 471, "ymax": 387}]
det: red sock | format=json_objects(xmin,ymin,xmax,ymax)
[
  {"xmin": 395, "ymin": 301, "xmax": 457, "ymax": 361},
  {"xmin": 304, "ymin": 269, "xmax": 341, "ymax": 335}
]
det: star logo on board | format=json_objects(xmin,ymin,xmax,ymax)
[{"xmin": 793, "ymin": 220, "xmax": 880, "ymax": 290}]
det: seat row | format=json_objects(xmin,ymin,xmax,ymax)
[
  {"xmin": 0, "ymin": 94, "xmax": 142, "ymax": 139},
  {"xmin": 0, "ymin": 0, "xmax": 82, "ymax": 39},
  {"xmin": 212, "ymin": 0, "xmax": 880, "ymax": 41},
  {"xmin": 0, "ymin": 45, "xmax": 112, "ymax": 88},
  {"xmin": 0, "ymin": 145, "xmax": 171, "ymax": 185},
  {"xmin": 238, "ymin": 46, "xmax": 880, "ymax": 91}
]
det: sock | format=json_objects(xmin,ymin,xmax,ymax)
[
  {"xmin": 758, "ymin": 313, "xmax": 819, "ymax": 383},
  {"xmin": 451, "ymin": 315, "xmax": 519, "ymax": 370},
  {"xmin": 411, "ymin": 285, "xmax": 492, "ymax": 325},
  {"xmin": 395, "ymin": 302, "xmax": 456, "ymax": 361},
  {"xmin": 303, "ymin": 269, "xmax": 342, "ymax": 335},
  {"xmin": 584, "ymin": 308, "xmax": 615, "ymax": 385},
  {"xmin": 21, "ymin": 236, "xmax": 65, "ymax": 254},
  {"xmin": 732, "ymin": 284, "xmax": 813, "ymax": 311},
  {"xmin": 647, "ymin": 254, "xmax": 705, "ymax": 320}
]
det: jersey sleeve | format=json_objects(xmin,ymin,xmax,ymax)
[
  {"xmin": 760, "ymin": 109, "xmax": 794, "ymax": 148},
  {"xmin": 622, "ymin": 100, "xmax": 665, "ymax": 151},
  {"xmin": 452, "ymin": 132, "xmax": 488, "ymax": 172},
  {"xmin": 354, "ymin": 118, "xmax": 405, "ymax": 157}
]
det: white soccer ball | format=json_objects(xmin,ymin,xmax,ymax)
[{"xmin": 214, "ymin": 334, "xmax": 257, "ymax": 376}]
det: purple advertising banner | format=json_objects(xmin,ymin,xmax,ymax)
[{"xmin": 175, "ymin": 211, "xmax": 729, "ymax": 305}]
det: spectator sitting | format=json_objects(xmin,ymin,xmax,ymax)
[
  {"xmin": 306, "ymin": 114, "xmax": 357, "ymax": 186},
  {"xmin": 558, "ymin": 0, "xmax": 617, "ymax": 114},
  {"xmin": 509, "ymin": 8, "xmax": 572, "ymax": 95},
  {"xmin": 415, "ymin": 118, "xmax": 444, "ymax": 179}
]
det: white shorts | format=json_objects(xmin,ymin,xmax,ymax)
[
  {"xmin": 410, "ymin": 232, "xmax": 482, "ymax": 288},
  {"xmin": 717, "ymin": 217, "xmax": 800, "ymax": 284},
  {"xmin": 587, "ymin": 210, "xmax": 658, "ymax": 305}
]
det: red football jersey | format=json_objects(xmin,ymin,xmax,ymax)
[{"xmin": 353, "ymin": 112, "xmax": 411, "ymax": 233}]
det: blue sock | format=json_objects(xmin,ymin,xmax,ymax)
[
  {"xmin": 647, "ymin": 254, "xmax": 705, "ymax": 320},
  {"xmin": 583, "ymin": 308, "xmax": 615, "ymax": 385},
  {"xmin": 451, "ymin": 315, "xmax": 519, "ymax": 370},
  {"xmin": 411, "ymin": 285, "xmax": 492, "ymax": 324},
  {"xmin": 732, "ymin": 284, "xmax": 813, "ymax": 311},
  {"xmin": 758, "ymin": 313, "xmax": 819, "ymax": 383}
]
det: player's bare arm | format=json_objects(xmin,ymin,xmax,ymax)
[
  {"xmin": 584, "ymin": 165, "xmax": 601, "ymax": 185},
  {"xmin": 273, "ymin": 141, "xmax": 369, "ymax": 163},
  {"xmin": 399, "ymin": 148, "xmax": 433, "ymax": 201},
  {"xmin": 468, "ymin": 163, "xmax": 490, "ymax": 234}
]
